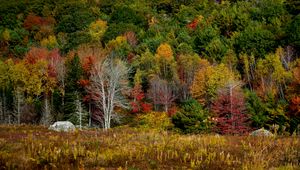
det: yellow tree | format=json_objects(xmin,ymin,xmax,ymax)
[
  {"xmin": 155, "ymin": 43, "xmax": 177, "ymax": 81},
  {"xmin": 40, "ymin": 35, "xmax": 58, "ymax": 49},
  {"xmin": 191, "ymin": 63, "xmax": 236, "ymax": 106},
  {"xmin": 256, "ymin": 49, "xmax": 292, "ymax": 98},
  {"xmin": 89, "ymin": 19, "xmax": 108, "ymax": 42},
  {"xmin": 8, "ymin": 59, "xmax": 30, "ymax": 124}
]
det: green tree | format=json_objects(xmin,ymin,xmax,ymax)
[
  {"xmin": 172, "ymin": 99, "xmax": 211, "ymax": 134},
  {"xmin": 64, "ymin": 55, "xmax": 84, "ymax": 123}
]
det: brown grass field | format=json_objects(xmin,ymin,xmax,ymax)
[{"xmin": 0, "ymin": 125, "xmax": 299, "ymax": 170}]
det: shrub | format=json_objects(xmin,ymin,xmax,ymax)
[{"xmin": 136, "ymin": 112, "xmax": 172, "ymax": 130}]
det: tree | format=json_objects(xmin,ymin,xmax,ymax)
[
  {"xmin": 64, "ymin": 54, "xmax": 84, "ymax": 123},
  {"xmin": 234, "ymin": 22, "xmax": 276, "ymax": 58},
  {"xmin": 147, "ymin": 76, "xmax": 177, "ymax": 112},
  {"xmin": 0, "ymin": 60, "xmax": 10, "ymax": 123},
  {"xmin": 8, "ymin": 60, "xmax": 29, "ymax": 124},
  {"xmin": 256, "ymin": 50, "xmax": 292, "ymax": 99},
  {"xmin": 88, "ymin": 19, "xmax": 108, "ymax": 42},
  {"xmin": 177, "ymin": 53, "xmax": 202, "ymax": 101},
  {"xmin": 155, "ymin": 43, "xmax": 177, "ymax": 81},
  {"xmin": 130, "ymin": 70, "xmax": 152, "ymax": 113},
  {"xmin": 212, "ymin": 82, "xmax": 250, "ymax": 135},
  {"xmin": 87, "ymin": 58, "xmax": 129, "ymax": 129},
  {"xmin": 245, "ymin": 90, "xmax": 269, "ymax": 129},
  {"xmin": 172, "ymin": 99, "xmax": 211, "ymax": 134},
  {"xmin": 191, "ymin": 63, "xmax": 235, "ymax": 106}
]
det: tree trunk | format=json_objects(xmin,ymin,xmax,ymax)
[
  {"xmin": 88, "ymin": 102, "xmax": 92, "ymax": 127},
  {"xmin": 17, "ymin": 91, "xmax": 21, "ymax": 125}
]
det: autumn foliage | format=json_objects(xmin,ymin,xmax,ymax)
[{"xmin": 212, "ymin": 87, "xmax": 250, "ymax": 135}]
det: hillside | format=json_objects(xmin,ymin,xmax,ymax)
[{"xmin": 0, "ymin": 0, "xmax": 300, "ymax": 135}]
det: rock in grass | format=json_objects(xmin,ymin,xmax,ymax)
[
  {"xmin": 250, "ymin": 128, "xmax": 274, "ymax": 137},
  {"xmin": 49, "ymin": 121, "xmax": 75, "ymax": 132}
]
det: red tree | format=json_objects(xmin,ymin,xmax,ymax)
[
  {"xmin": 130, "ymin": 84, "xmax": 152, "ymax": 113},
  {"xmin": 212, "ymin": 83, "xmax": 250, "ymax": 135}
]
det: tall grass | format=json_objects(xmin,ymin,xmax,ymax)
[{"xmin": 0, "ymin": 125, "xmax": 299, "ymax": 169}]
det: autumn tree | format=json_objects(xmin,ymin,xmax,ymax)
[
  {"xmin": 8, "ymin": 60, "xmax": 29, "ymax": 124},
  {"xmin": 177, "ymin": 53, "xmax": 202, "ymax": 101},
  {"xmin": 130, "ymin": 70, "xmax": 152, "ymax": 113},
  {"xmin": 256, "ymin": 49, "xmax": 292, "ymax": 99},
  {"xmin": 191, "ymin": 63, "xmax": 235, "ymax": 106},
  {"xmin": 155, "ymin": 43, "xmax": 178, "ymax": 81},
  {"xmin": 88, "ymin": 19, "xmax": 108, "ymax": 42},
  {"xmin": 87, "ymin": 58, "xmax": 129, "ymax": 129},
  {"xmin": 147, "ymin": 76, "xmax": 177, "ymax": 112},
  {"xmin": 212, "ymin": 82, "xmax": 250, "ymax": 135}
]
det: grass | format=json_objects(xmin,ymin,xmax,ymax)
[{"xmin": 0, "ymin": 125, "xmax": 299, "ymax": 169}]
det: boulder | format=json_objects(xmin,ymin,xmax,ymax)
[
  {"xmin": 250, "ymin": 128, "xmax": 274, "ymax": 137},
  {"xmin": 49, "ymin": 121, "xmax": 75, "ymax": 132}
]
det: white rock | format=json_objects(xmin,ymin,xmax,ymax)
[
  {"xmin": 250, "ymin": 128, "xmax": 274, "ymax": 137},
  {"xmin": 49, "ymin": 121, "xmax": 75, "ymax": 132}
]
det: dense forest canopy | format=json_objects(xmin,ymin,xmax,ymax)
[{"xmin": 0, "ymin": 0, "xmax": 299, "ymax": 135}]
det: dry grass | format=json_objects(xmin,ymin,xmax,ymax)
[{"xmin": 0, "ymin": 125, "xmax": 299, "ymax": 169}]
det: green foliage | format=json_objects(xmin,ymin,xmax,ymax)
[
  {"xmin": 64, "ymin": 55, "xmax": 84, "ymax": 122},
  {"xmin": 102, "ymin": 23, "xmax": 138, "ymax": 44},
  {"xmin": 234, "ymin": 22, "xmax": 276, "ymax": 58},
  {"xmin": 62, "ymin": 32, "xmax": 91, "ymax": 54},
  {"xmin": 193, "ymin": 25, "xmax": 220, "ymax": 57},
  {"xmin": 250, "ymin": 0, "xmax": 286, "ymax": 24},
  {"xmin": 245, "ymin": 90, "xmax": 289, "ymax": 132},
  {"xmin": 287, "ymin": 14, "xmax": 300, "ymax": 49},
  {"xmin": 172, "ymin": 99, "xmax": 211, "ymax": 134},
  {"xmin": 245, "ymin": 90, "xmax": 269, "ymax": 128},
  {"xmin": 109, "ymin": 6, "xmax": 147, "ymax": 28}
]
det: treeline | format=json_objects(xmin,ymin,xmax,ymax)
[{"xmin": 0, "ymin": 0, "xmax": 299, "ymax": 134}]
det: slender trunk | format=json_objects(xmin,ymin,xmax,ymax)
[
  {"xmin": 89, "ymin": 102, "xmax": 91, "ymax": 127},
  {"xmin": 17, "ymin": 91, "xmax": 21, "ymax": 125},
  {"xmin": 261, "ymin": 76, "xmax": 265, "ymax": 94},
  {"xmin": 44, "ymin": 95, "xmax": 50, "ymax": 126},
  {"xmin": 230, "ymin": 86, "xmax": 234, "ymax": 129},
  {"xmin": 79, "ymin": 100, "xmax": 82, "ymax": 130},
  {"xmin": 164, "ymin": 104, "xmax": 168, "ymax": 113}
]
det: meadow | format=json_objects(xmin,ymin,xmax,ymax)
[{"xmin": 0, "ymin": 125, "xmax": 299, "ymax": 170}]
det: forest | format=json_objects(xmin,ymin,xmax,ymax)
[{"xmin": 0, "ymin": 0, "xmax": 300, "ymax": 135}]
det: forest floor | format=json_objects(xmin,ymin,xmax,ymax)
[{"xmin": 0, "ymin": 125, "xmax": 299, "ymax": 169}]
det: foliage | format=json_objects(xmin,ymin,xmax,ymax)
[
  {"xmin": 0, "ymin": 0, "xmax": 299, "ymax": 132},
  {"xmin": 245, "ymin": 90, "xmax": 269, "ymax": 129},
  {"xmin": 88, "ymin": 19, "xmax": 108, "ymax": 42},
  {"xmin": 172, "ymin": 99, "xmax": 211, "ymax": 134},
  {"xmin": 234, "ymin": 22, "xmax": 276, "ymax": 58},
  {"xmin": 137, "ymin": 112, "xmax": 172, "ymax": 130},
  {"xmin": 212, "ymin": 85, "xmax": 250, "ymax": 135},
  {"xmin": 191, "ymin": 63, "xmax": 236, "ymax": 105}
]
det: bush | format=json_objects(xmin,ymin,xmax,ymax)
[
  {"xmin": 172, "ymin": 99, "xmax": 212, "ymax": 134},
  {"xmin": 136, "ymin": 112, "xmax": 172, "ymax": 130}
]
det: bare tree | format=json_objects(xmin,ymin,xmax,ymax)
[
  {"xmin": 75, "ymin": 94, "xmax": 88, "ymax": 130},
  {"xmin": 40, "ymin": 96, "xmax": 53, "ymax": 126},
  {"xmin": 148, "ymin": 76, "xmax": 177, "ymax": 112},
  {"xmin": 13, "ymin": 89, "xmax": 24, "ymax": 124},
  {"xmin": 87, "ymin": 58, "xmax": 129, "ymax": 129}
]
